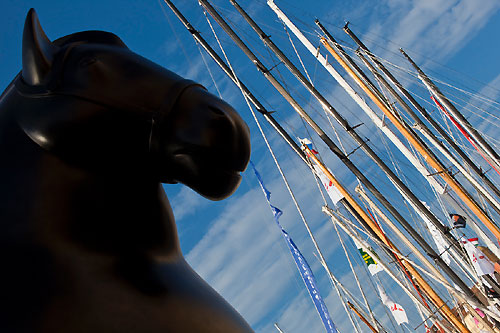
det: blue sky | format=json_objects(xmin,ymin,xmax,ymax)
[{"xmin": 2, "ymin": 0, "xmax": 500, "ymax": 332}]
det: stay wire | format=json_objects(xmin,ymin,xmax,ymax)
[
  {"xmin": 333, "ymin": 216, "xmax": 381, "ymax": 330},
  {"xmin": 157, "ymin": 0, "xmax": 194, "ymax": 68},
  {"xmin": 197, "ymin": 43, "xmax": 223, "ymax": 97},
  {"xmin": 309, "ymin": 162, "xmax": 362, "ymax": 333}
]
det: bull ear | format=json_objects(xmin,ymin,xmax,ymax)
[{"xmin": 22, "ymin": 9, "xmax": 59, "ymax": 86}]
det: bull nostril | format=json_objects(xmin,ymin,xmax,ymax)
[{"xmin": 209, "ymin": 106, "xmax": 225, "ymax": 116}]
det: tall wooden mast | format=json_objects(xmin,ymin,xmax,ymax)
[
  {"xmin": 347, "ymin": 301, "xmax": 379, "ymax": 333},
  {"xmin": 314, "ymin": 21, "xmax": 500, "ymax": 258}
]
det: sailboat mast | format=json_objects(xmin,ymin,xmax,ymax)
[
  {"xmin": 355, "ymin": 49, "xmax": 500, "ymax": 244},
  {"xmin": 274, "ymin": 323, "xmax": 285, "ymax": 333},
  {"xmin": 161, "ymin": 0, "xmax": 308, "ymax": 166},
  {"xmin": 322, "ymin": 207, "xmax": 448, "ymax": 331},
  {"xmin": 400, "ymin": 48, "xmax": 500, "ymax": 173},
  {"xmin": 316, "ymin": 21, "xmax": 500, "ymax": 304},
  {"xmin": 320, "ymin": 37, "xmax": 500, "ymax": 242},
  {"xmin": 347, "ymin": 301, "xmax": 379, "ymax": 333},
  {"xmin": 293, "ymin": 14, "xmax": 499, "ymax": 264},
  {"xmin": 355, "ymin": 185, "xmax": 475, "ymax": 284},
  {"xmin": 315, "ymin": 22, "xmax": 500, "ymax": 258},
  {"xmin": 314, "ymin": 19, "xmax": 500, "ymax": 259},
  {"xmin": 304, "ymin": 146, "xmax": 469, "ymax": 332},
  {"xmin": 265, "ymin": 3, "xmax": 480, "ymax": 265},
  {"xmin": 236, "ymin": 0, "xmax": 478, "ymax": 303},
  {"xmin": 341, "ymin": 25, "xmax": 500, "ymax": 209},
  {"xmin": 356, "ymin": 185, "xmax": 500, "ymax": 307}
]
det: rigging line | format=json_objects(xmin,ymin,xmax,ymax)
[
  {"xmin": 431, "ymin": 93, "xmax": 500, "ymax": 177},
  {"xmin": 447, "ymin": 125, "xmax": 500, "ymax": 155},
  {"xmin": 436, "ymin": 81, "xmax": 500, "ymax": 111},
  {"xmin": 333, "ymin": 214, "xmax": 380, "ymax": 329},
  {"xmin": 370, "ymin": 54, "xmax": 500, "ymax": 119},
  {"xmin": 209, "ymin": 2, "xmax": 295, "ymax": 45},
  {"xmin": 314, "ymin": 246, "xmax": 390, "ymax": 333},
  {"xmin": 421, "ymin": 87, "xmax": 500, "ymax": 136},
  {"xmin": 330, "ymin": 209, "xmax": 456, "ymax": 332},
  {"xmin": 334, "ymin": 208, "xmax": 464, "ymax": 295},
  {"xmin": 431, "ymin": 88, "xmax": 500, "ymax": 126},
  {"xmin": 362, "ymin": 197, "xmax": 435, "ymax": 311},
  {"xmin": 210, "ymin": 6, "xmax": 290, "ymax": 73},
  {"xmin": 315, "ymin": 254, "xmax": 381, "ymax": 333},
  {"xmin": 323, "ymin": 263, "xmax": 362, "ymax": 333},
  {"xmin": 283, "ymin": 49, "xmax": 367, "ymax": 160},
  {"xmin": 197, "ymin": 43, "xmax": 222, "ymax": 98},
  {"xmin": 212, "ymin": 1, "xmax": 315, "ymax": 46},
  {"xmin": 409, "ymin": 88, "xmax": 500, "ymax": 150},
  {"xmin": 335, "ymin": 20, "xmax": 500, "ymax": 102},
  {"xmin": 157, "ymin": 0, "xmax": 194, "ymax": 68},
  {"xmin": 205, "ymin": 8, "xmax": 291, "ymax": 102},
  {"xmin": 372, "ymin": 61, "xmax": 500, "ymax": 179},
  {"xmin": 281, "ymin": 20, "xmax": 313, "ymax": 87},
  {"xmin": 243, "ymin": 83, "xmax": 309, "ymax": 142},
  {"xmin": 391, "ymin": 76, "xmax": 500, "ymax": 128},
  {"xmin": 371, "ymin": 85, "xmax": 456, "ymax": 240},
  {"xmin": 297, "ymin": 52, "xmax": 328, "ymax": 161},
  {"xmin": 362, "ymin": 50, "xmax": 495, "ymax": 104},
  {"xmin": 330, "ymin": 208, "xmax": 452, "ymax": 332},
  {"xmin": 421, "ymin": 62, "xmax": 500, "ymax": 104},
  {"xmin": 350, "ymin": 30, "xmax": 500, "ymax": 100},
  {"xmin": 272, "ymin": 79, "xmax": 360, "ymax": 142},
  {"xmin": 277, "ymin": 64, "xmax": 370, "ymax": 138},
  {"xmin": 375, "ymin": 124, "xmax": 421, "ymax": 228},
  {"xmin": 308, "ymin": 157, "xmax": 363, "ymax": 333}
]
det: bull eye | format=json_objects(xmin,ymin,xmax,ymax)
[{"xmin": 79, "ymin": 57, "xmax": 97, "ymax": 68}]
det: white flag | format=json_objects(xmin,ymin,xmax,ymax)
[
  {"xmin": 377, "ymin": 284, "xmax": 408, "ymax": 325},
  {"xmin": 461, "ymin": 237, "xmax": 495, "ymax": 277},
  {"xmin": 420, "ymin": 202, "xmax": 451, "ymax": 265},
  {"xmin": 313, "ymin": 165, "xmax": 343, "ymax": 205},
  {"xmin": 352, "ymin": 238, "xmax": 383, "ymax": 276}
]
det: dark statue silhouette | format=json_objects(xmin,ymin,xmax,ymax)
[{"xmin": 0, "ymin": 9, "xmax": 252, "ymax": 332}]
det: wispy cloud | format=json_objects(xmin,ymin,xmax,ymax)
[
  {"xmin": 390, "ymin": 0, "xmax": 500, "ymax": 60},
  {"xmin": 169, "ymin": 186, "xmax": 210, "ymax": 221},
  {"xmin": 352, "ymin": 0, "xmax": 500, "ymax": 64},
  {"xmin": 184, "ymin": 158, "xmax": 344, "ymax": 327}
]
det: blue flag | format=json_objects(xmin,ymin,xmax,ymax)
[{"xmin": 251, "ymin": 162, "xmax": 337, "ymax": 333}]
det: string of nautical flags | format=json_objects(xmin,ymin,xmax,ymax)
[{"xmin": 251, "ymin": 162, "xmax": 337, "ymax": 333}]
